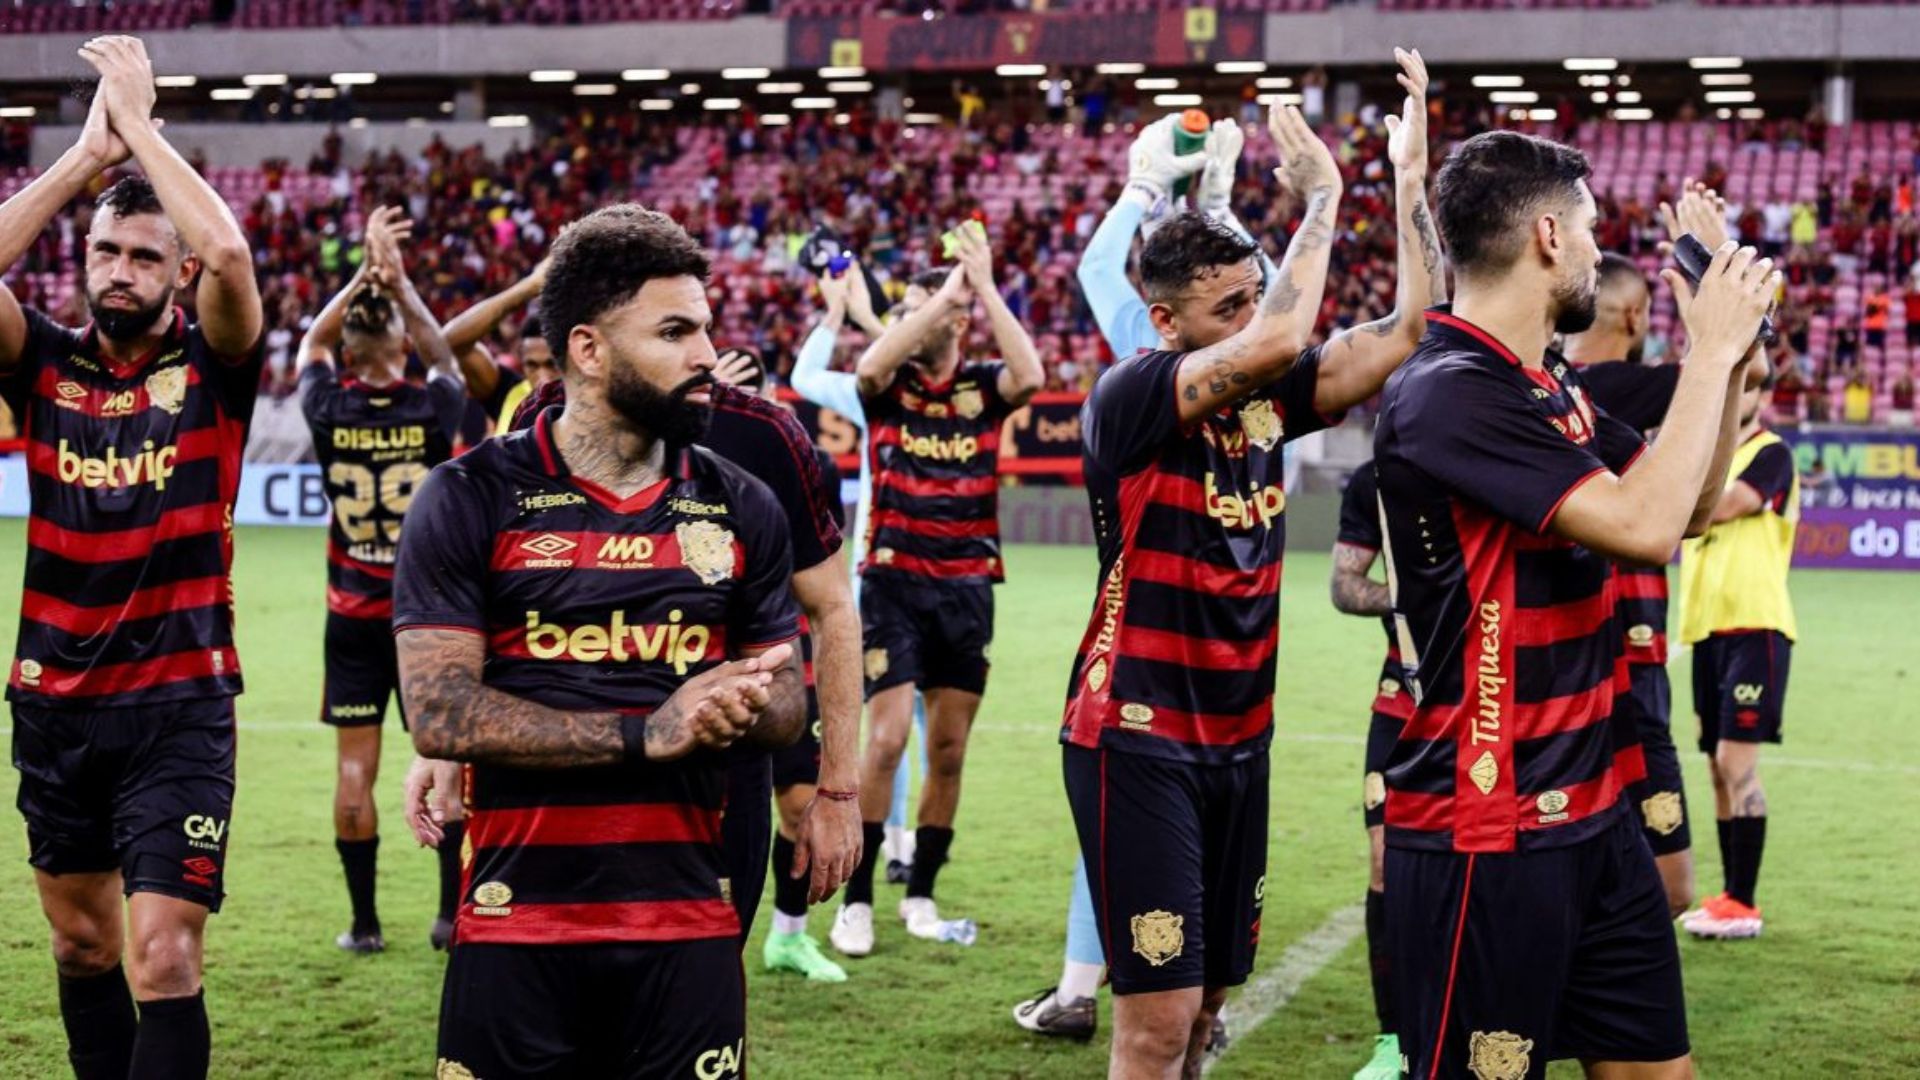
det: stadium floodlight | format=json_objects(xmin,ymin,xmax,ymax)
[
  {"xmin": 623, "ymin": 68, "xmax": 671, "ymax": 81},
  {"xmin": 488, "ymin": 114, "xmax": 531, "ymax": 127},
  {"xmin": 827, "ymin": 81, "xmax": 874, "ymax": 93},
  {"xmin": 1528, "ymin": 108, "xmax": 1558, "ymax": 121},
  {"xmin": 793, "ymin": 97, "xmax": 837, "ymax": 110},
  {"xmin": 210, "ymin": 87, "xmax": 256, "ymax": 101},
  {"xmin": 818, "ymin": 66, "xmax": 866, "ymax": 78},
  {"xmin": 440, "ymin": 101, "xmax": 455, "ymax": 113},
  {"xmin": 330, "ymin": 72, "xmax": 377, "ymax": 86},
  {"xmin": 1256, "ymin": 77, "xmax": 1293, "ymax": 89},
  {"xmin": 906, "ymin": 112, "xmax": 943, "ymax": 125},
  {"xmin": 574, "ymin": 84, "xmax": 618, "ymax": 96},
  {"xmin": 307, "ymin": 86, "xmax": 338, "ymax": 99},
  {"xmin": 681, "ymin": 83, "xmax": 702, "ymax": 94},
  {"xmin": 1700, "ymin": 73, "xmax": 1753, "ymax": 87},
  {"xmin": 761, "ymin": 114, "xmax": 791, "ymax": 126},
  {"xmin": 1705, "ymin": 90, "xmax": 1756, "ymax": 104},
  {"xmin": 1688, "ymin": 56, "xmax": 1742, "ymax": 69},
  {"xmin": 1488, "ymin": 90, "xmax": 1539, "ymax": 104},
  {"xmin": 996, "ymin": 64, "xmax": 1046, "ymax": 77},
  {"xmin": 1215, "ymin": 61, "xmax": 1266, "ymax": 74},
  {"xmin": 1136, "ymin": 78, "xmax": 1179, "ymax": 90},
  {"xmin": 833, "ymin": 113, "xmax": 851, "ymax": 125},
  {"xmin": 703, "ymin": 98, "xmax": 743, "ymax": 111},
  {"xmin": 1096, "ymin": 62, "xmax": 1145, "ymax": 75},
  {"xmin": 0, "ymin": 106, "xmax": 34, "ymax": 118},
  {"xmin": 640, "ymin": 99, "xmax": 674, "ymax": 111},
  {"xmin": 242, "ymin": 73, "xmax": 288, "ymax": 87},
  {"xmin": 758, "ymin": 82, "xmax": 804, "ymax": 94},
  {"xmin": 155, "ymin": 74, "xmax": 198, "ymax": 88},
  {"xmin": 1562, "ymin": 58, "xmax": 1617, "ymax": 71},
  {"xmin": 1471, "ymin": 75, "xmax": 1525, "ymax": 89},
  {"xmin": 1614, "ymin": 107, "xmax": 1653, "ymax": 121},
  {"xmin": 722, "ymin": 67, "xmax": 772, "ymax": 80},
  {"xmin": 1153, "ymin": 94, "xmax": 1204, "ymax": 107},
  {"xmin": 1738, "ymin": 107, "xmax": 1765, "ymax": 119},
  {"xmin": 349, "ymin": 116, "xmax": 369, "ymax": 128},
  {"xmin": 1590, "ymin": 91, "xmax": 1609, "ymax": 104},
  {"xmin": 1614, "ymin": 90, "xmax": 1642, "ymax": 104},
  {"xmin": 1257, "ymin": 93, "xmax": 1303, "ymax": 106},
  {"xmin": 529, "ymin": 69, "xmax": 577, "ymax": 82}
]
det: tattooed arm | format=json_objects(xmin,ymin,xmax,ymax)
[
  {"xmin": 1171, "ymin": 104, "xmax": 1343, "ymax": 426},
  {"xmin": 855, "ymin": 266, "xmax": 969, "ymax": 399},
  {"xmin": 1311, "ymin": 48, "xmax": 1440, "ymax": 415},
  {"xmin": 1330, "ymin": 542, "xmax": 1392, "ymax": 616}
]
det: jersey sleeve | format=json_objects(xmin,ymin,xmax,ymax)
[
  {"xmin": 1082, "ymin": 348, "xmax": 1184, "ymax": 477},
  {"xmin": 814, "ymin": 447, "xmax": 847, "ymax": 531},
  {"xmin": 1578, "ymin": 362, "xmax": 1681, "ymax": 432},
  {"xmin": 727, "ymin": 478, "xmax": 803, "ymax": 651},
  {"xmin": 297, "ymin": 362, "xmax": 340, "ymax": 459},
  {"xmin": 391, "ymin": 462, "xmax": 494, "ymax": 634},
  {"xmin": 194, "ymin": 324, "xmax": 266, "ymax": 424},
  {"xmin": 1337, "ymin": 464, "xmax": 1382, "ymax": 550},
  {"xmin": 426, "ymin": 370, "xmax": 467, "ymax": 443},
  {"xmin": 1271, "ymin": 344, "xmax": 1341, "ymax": 443},
  {"xmin": 1396, "ymin": 359, "xmax": 1614, "ymax": 533},
  {"xmin": 0, "ymin": 308, "xmax": 71, "ymax": 418},
  {"xmin": 967, "ymin": 360, "xmax": 1017, "ymax": 422},
  {"xmin": 732, "ymin": 396, "xmax": 844, "ymax": 571},
  {"xmin": 1737, "ymin": 441, "xmax": 1796, "ymax": 513},
  {"xmin": 1591, "ymin": 405, "xmax": 1647, "ymax": 475}
]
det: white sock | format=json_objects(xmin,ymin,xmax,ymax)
[
  {"xmin": 1058, "ymin": 960, "xmax": 1103, "ymax": 1002},
  {"xmin": 884, "ymin": 824, "xmax": 907, "ymax": 860},
  {"xmin": 772, "ymin": 911, "xmax": 807, "ymax": 936}
]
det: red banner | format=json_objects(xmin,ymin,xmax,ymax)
[{"xmin": 786, "ymin": 9, "xmax": 1264, "ymax": 72}]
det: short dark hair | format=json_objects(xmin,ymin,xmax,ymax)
[
  {"xmin": 1597, "ymin": 252, "xmax": 1647, "ymax": 296},
  {"xmin": 909, "ymin": 268, "xmax": 950, "ymax": 292},
  {"xmin": 96, "ymin": 175, "xmax": 165, "ymax": 220},
  {"xmin": 518, "ymin": 314, "xmax": 543, "ymax": 342},
  {"xmin": 1138, "ymin": 212, "xmax": 1261, "ymax": 304},
  {"xmin": 1433, "ymin": 131, "xmax": 1593, "ymax": 277},
  {"xmin": 538, "ymin": 204, "xmax": 710, "ymax": 368},
  {"xmin": 342, "ymin": 285, "xmax": 397, "ymax": 339}
]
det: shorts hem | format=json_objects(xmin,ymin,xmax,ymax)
[
  {"xmin": 321, "ymin": 714, "xmax": 388, "ymax": 728},
  {"xmin": 127, "ymin": 879, "xmax": 224, "ymax": 914},
  {"xmin": 26, "ymin": 852, "xmax": 121, "ymax": 876},
  {"xmin": 1553, "ymin": 1041, "xmax": 1690, "ymax": 1065}
]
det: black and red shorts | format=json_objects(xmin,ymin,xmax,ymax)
[
  {"xmin": 12, "ymin": 698, "xmax": 236, "ymax": 911},
  {"xmin": 1362, "ymin": 710, "xmax": 1404, "ymax": 830},
  {"xmin": 720, "ymin": 754, "xmax": 773, "ymax": 943},
  {"xmin": 1063, "ymin": 743, "xmax": 1267, "ymax": 995},
  {"xmin": 1388, "ymin": 808, "xmax": 1689, "ymax": 1079},
  {"xmin": 1619, "ymin": 663, "xmax": 1690, "ymax": 856},
  {"xmin": 437, "ymin": 937, "xmax": 746, "ymax": 1079},
  {"xmin": 859, "ymin": 575, "xmax": 992, "ymax": 697},
  {"xmin": 1691, "ymin": 630, "xmax": 1791, "ymax": 753},
  {"xmin": 322, "ymin": 611, "xmax": 405, "ymax": 728},
  {"xmin": 770, "ymin": 715, "xmax": 821, "ymax": 790}
]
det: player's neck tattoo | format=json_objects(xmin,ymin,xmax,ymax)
[{"xmin": 553, "ymin": 405, "xmax": 669, "ymax": 499}]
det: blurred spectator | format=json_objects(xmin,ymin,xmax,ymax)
[{"xmin": 1843, "ymin": 372, "xmax": 1874, "ymax": 424}]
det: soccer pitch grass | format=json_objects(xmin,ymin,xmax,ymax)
[{"xmin": 0, "ymin": 521, "xmax": 1916, "ymax": 1078}]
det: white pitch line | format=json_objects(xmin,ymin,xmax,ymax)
[{"xmin": 1203, "ymin": 902, "xmax": 1367, "ymax": 1075}]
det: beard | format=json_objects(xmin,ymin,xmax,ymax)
[
  {"xmin": 1550, "ymin": 275, "xmax": 1599, "ymax": 336},
  {"xmin": 89, "ymin": 288, "xmax": 170, "ymax": 342},
  {"xmin": 606, "ymin": 364, "xmax": 714, "ymax": 445}
]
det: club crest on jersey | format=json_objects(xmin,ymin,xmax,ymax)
[
  {"xmin": 1118, "ymin": 702, "xmax": 1154, "ymax": 731},
  {"xmin": 1363, "ymin": 771, "xmax": 1386, "ymax": 810},
  {"xmin": 472, "ymin": 880, "xmax": 513, "ymax": 916},
  {"xmin": 1468, "ymin": 1030, "xmax": 1533, "ymax": 1080},
  {"xmin": 1239, "ymin": 398, "xmax": 1283, "ymax": 451},
  {"xmin": 1130, "ymin": 910, "xmax": 1184, "ymax": 967},
  {"xmin": 865, "ymin": 648, "xmax": 889, "ymax": 681},
  {"xmin": 1641, "ymin": 791, "xmax": 1685, "ymax": 836},
  {"xmin": 1535, "ymin": 789, "xmax": 1570, "ymax": 823},
  {"xmin": 145, "ymin": 364, "xmax": 187, "ymax": 416},
  {"xmin": 676, "ymin": 521, "xmax": 736, "ymax": 585},
  {"xmin": 953, "ymin": 386, "xmax": 985, "ymax": 420},
  {"xmin": 1628, "ymin": 624, "xmax": 1656, "ymax": 647},
  {"xmin": 17, "ymin": 659, "xmax": 42, "ymax": 687},
  {"xmin": 436, "ymin": 1061, "xmax": 476, "ymax": 1080}
]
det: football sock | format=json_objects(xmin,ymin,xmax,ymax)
[
  {"xmin": 59, "ymin": 964, "xmax": 135, "ymax": 1080},
  {"xmin": 772, "ymin": 834, "xmax": 809, "ymax": 920},
  {"xmin": 1365, "ymin": 888, "xmax": 1394, "ymax": 1033},
  {"xmin": 437, "ymin": 820, "xmax": 466, "ymax": 920},
  {"xmin": 1727, "ymin": 816, "xmax": 1767, "ymax": 907},
  {"xmin": 130, "ymin": 990, "xmax": 210, "ymax": 1080},
  {"xmin": 846, "ymin": 822, "xmax": 884, "ymax": 906},
  {"xmin": 1058, "ymin": 960, "xmax": 1103, "ymax": 1003},
  {"xmin": 336, "ymin": 836, "xmax": 380, "ymax": 936},
  {"xmin": 905, "ymin": 825, "xmax": 954, "ymax": 900},
  {"xmin": 1716, "ymin": 818, "xmax": 1734, "ymax": 896}
]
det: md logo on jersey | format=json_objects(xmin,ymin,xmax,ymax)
[
  {"xmin": 593, "ymin": 534, "xmax": 657, "ymax": 569},
  {"xmin": 694, "ymin": 1039, "xmax": 745, "ymax": 1080}
]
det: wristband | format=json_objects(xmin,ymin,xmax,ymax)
[
  {"xmin": 815, "ymin": 787, "xmax": 860, "ymax": 802},
  {"xmin": 620, "ymin": 712, "xmax": 651, "ymax": 761}
]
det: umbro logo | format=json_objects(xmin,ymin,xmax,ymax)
[
  {"xmin": 519, "ymin": 533, "xmax": 577, "ymax": 568},
  {"xmin": 55, "ymin": 381, "xmax": 86, "ymax": 400}
]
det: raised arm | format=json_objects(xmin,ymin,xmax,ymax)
[
  {"xmin": 1197, "ymin": 117, "xmax": 1281, "ymax": 285},
  {"xmin": 795, "ymin": 272, "xmax": 870, "ymax": 424},
  {"xmin": 366, "ymin": 208, "xmax": 460, "ymax": 384},
  {"xmin": 1168, "ymin": 103, "xmax": 1343, "ymax": 426},
  {"xmin": 83, "ymin": 36, "xmax": 260, "ymax": 356},
  {"xmin": 1311, "ymin": 48, "xmax": 1437, "ymax": 414},
  {"xmin": 443, "ymin": 258, "xmax": 547, "ymax": 400},
  {"xmin": 1660, "ymin": 179, "xmax": 1748, "ymax": 531},
  {"xmin": 297, "ymin": 262, "xmax": 370, "ymax": 370},
  {"xmin": 950, "ymin": 227, "xmax": 1042, "ymax": 407},
  {"xmin": 1330, "ymin": 541, "xmax": 1392, "ymax": 616},
  {"xmin": 855, "ymin": 267, "xmax": 969, "ymax": 399}
]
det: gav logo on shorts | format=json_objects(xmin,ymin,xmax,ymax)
[
  {"xmin": 183, "ymin": 814, "xmax": 227, "ymax": 851},
  {"xmin": 695, "ymin": 1038, "xmax": 745, "ymax": 1080},
  {"xmin": 1733, "ymin": 683, "xmax": 1766, "ymax": 705},
  {"xmin": 1130, "ymin": 909, "xmax": 1184, "ymax": 967},
  {"xmin": 1468, "ymin": 1030, "xmax": 1533, "ymax": 1080}
]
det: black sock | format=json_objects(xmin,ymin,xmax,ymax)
[
  {"xmin": 59, "ymin": 964, "xmax": 136, "ymax": 1080},
  {"xmin": 845, "ymin": 822, "xmax": 885, "ymax": 906},
  {"xmin": 336, "ymin": 836, "xmax": 380, "ymax": 936},
  {"xmin": 1726, "ymin": 816, "xmax": 1768, "ymax": 907},
  {"xmin": 772, "ymin": 834, "xmax": 809, "ymax": 920},
  {"xmin": 906, "ymin": 825, "xmax": 954, "ymax": 900},
  {"xmin": 130, "ymin": 990, "xmax": 210, "ymax": 1080},
  {"xmin": 437, "ymin": 820, "xmax": 467, "ymax": 921},
  {"xmin": 1716, "ymin": 818, "xmax": 1734, "ymax": 896},
  {"xmin": 1364, "ymin": 889, "xmax": 1394, "ymax": 1035}
]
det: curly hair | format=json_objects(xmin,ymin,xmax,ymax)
[
  {"xmin": 342, "ymin": 285, "xmax": 397, "ymax": 339},
  {"xmin": 538, "ymin": 204, "xmax": 710, "ymax": 369},
  {"xmin": 1139, "ymin": 212, "xmax": 1261, "ymax": 304},
  {"xmin": 94, "ymin": 176, "xmax": 181, "ymax": 254},
  {"xmin": 1434, "ymin": 131, "xmax": 1592, "ymax": 278}
]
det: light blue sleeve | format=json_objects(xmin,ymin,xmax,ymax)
[
  {"xmin": 791, "ymin": 323, "xmax": 866, "ymax": 431},
  {"xmin": 1078, "ymin": 199, "xmax": 1160, "ymax": 358},
  {"xmin": 1217, "ymin": 208, "xmax": 1280, "ymax": 286}
]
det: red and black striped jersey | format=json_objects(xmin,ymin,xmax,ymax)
[
  {"xmin": 0, "ymin": 307, "xmax": 262, "ymax": 708},
  {"xmin": 300, "ymin": 363, "xmax": 463, "ymax": 621},
  {"xmin": 1336, "ymin": 464, "xmax": 1414, "ymax": 722},
  {"xmin": 859, "ymin": 360, "xmax": 1015, "ymax": 584},
  {"xmin": 1374, "ymin": 311, "xmax": 1648, "ymax": 854},
  {"xmin": 392, "ymin": 407, "xmax": 801, "ymax": 946},
  {"xmin": 1060, "ymin": 347, "xmax": 1337, "ymax": 766},
  {"xmin": 1577, "ymin": 359, "xmax": 1683, "ymax": 668}
]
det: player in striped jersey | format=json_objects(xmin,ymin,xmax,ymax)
[
  {"xmin": 1, "ymin": 36, "xmax": 261, "ymax": 1080},
  {"xmin": 297, "ymin": 207, "xmax": 465, "ymax": 955},
  {"xmin": 1374, "ymin": 130, "xmax": 1776, "ymax": 1078},
  {"xmin": 395, "ymin": 206, "xmax": 806, "ymax": 1076},
  {"xmin": 833, "ymin": 226, "xmax": 1043, "ymax": 952}
]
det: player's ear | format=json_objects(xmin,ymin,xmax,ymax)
[
  {"xmin": 1536, "ymin": 212, "xmax": 1562, "ymax": 266},
  {"xmin": 1148, "ymin": 301, "xmax": 1180, "ymax": 346},
  {"xmin": 174, "ymin": 251, "xmax": 200, "ymax": 292},
  {"xmin": 567, "ymin": 323, "xmax": 603, "ymax": 379}
]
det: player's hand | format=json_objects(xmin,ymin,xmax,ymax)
[
  {"xmin": 791, "ymin": 790, "xmax": 862, "ymax": 905},
  {"xmin": 1197, "ymin": 118, "xmax": 1245, "ymax": 215},
  {"xmin": 1269, "ymin": 102, "xmax": 1341, "ymax": 202},
  {"xmin": 845, "ymin": 262, "xmax": 881, "ymax": 329},
  {"xmin": 1124, "ymin": 114, "xmax": 1209, "ymax": 203},
  {"xmin": 1658, "ymin": 178, "xmax": 1730, "ymax": 253},
  {"xmin": 78, "ymin": 36, "xmax": 158, "ymax": 131},
  {"xmin": 933, "ymin": 263, "xmax": 972, "ymax": 312},
  {"xmin": 712, "ymin": 348, "xmax": 758, "ymax": 388},
  {"xmin": 1661, "ymin": 241, "xmax": 1779, "ymax": 371},
  {"xmin": 403, "ymin": 755, "xmax": 464, "ymax": 848},
  {"xmin": 952, "ymin": 224, "xmax": 995, "ymax": 293},
  {"xmin": 817, "ymin": 269, "xmax": 851, "ymax": 317},
  {"xmin": 1384, "ymin": 47, "xmax": 1429, "ymax": 174},
  {"xmin": 364, "ymin": 206, "xmax": 414, "ymax": 279},
  {"xmin": 645, "ymin": 643, "xmax": 796, "ymax": 761},
  {"xmin": 74, "ymin": 84, "xmax": 156, "ymax": 172}
]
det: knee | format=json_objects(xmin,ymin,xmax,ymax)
[
  {"xmin": 49, "ymin": 925, "xmax": 121, "ymax": 978},
  {"xmin": 335, "ymin": 753, "xmax": 377, "ymax": 798},
  {"xmin": 1666, "ymin": 884, "xmax": 1694, "ymax": 920},
  {"xmin": 925, "ymin": 737, "xmax": 967, "ymax": 780},
  {"xmin": 126, "ymin": 924, "xmax": 202, "ymax": 999},
  {"xmin": 865, "ymin": 726, "xmax": 909, "ymax": 771},
  {"xmin": 1115, "ymin": 1011, "xmax": 1192, "ymax": 1068}
]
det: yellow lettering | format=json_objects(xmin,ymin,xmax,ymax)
[
  {"xmin": 1471, "ymin": 600, "xmax": 1504, "ymax": 746},
  {"xmin": 898, "ymin": 423, "xmax": 981, "ymax": 463},
  {"xmin": 1203, "ymin": 472, "xmax": 1287, "ymax": 530},
  {"xmin": 56, "ymin": 438, "xmax": 179, "ymax": 492},
  {"xmin": 524, "ymin": 608, "xmax": 718, "ymax": 670},
  {"xmin": 525, "ymin": 611, "xmax": 569, "ymax": 660},
  {"xmin": 569, "ymin": 623, "xmax": 609, "ymax": 662}
]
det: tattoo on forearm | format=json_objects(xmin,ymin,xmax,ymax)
[
  {"xmin": 400, "ymin": 631, "xmax": 624, "ymax": 768},
  {"xmin": 1410, "ymin": 199, "xmax": 1446, "ymax": 302},
  {"xmin": 1330, "ymin": 545, "xmax": 1392, "ymax": 615},
  {"xmin": 1290, "ymin": 190, "xmax": 1335, "ymax": 253},
  {"xmin": 1362, "ymin": 311, "xmax": 1402, "ymax": 338},
  {"xmin": 742, "ymin": 665, "xmax": 807, "ymax": 749},
  {"xmin": 1265, "ymin": 274, "xmax": 1303, "ymax": 316},
  {"xmin": 1207, "ymin": 360, "xmax": 1253, "ymax": 394}
]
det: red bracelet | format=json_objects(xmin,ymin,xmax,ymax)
[{"xmin": 816, "ymin": 788, "xmax": 860, "ymax": 802}]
